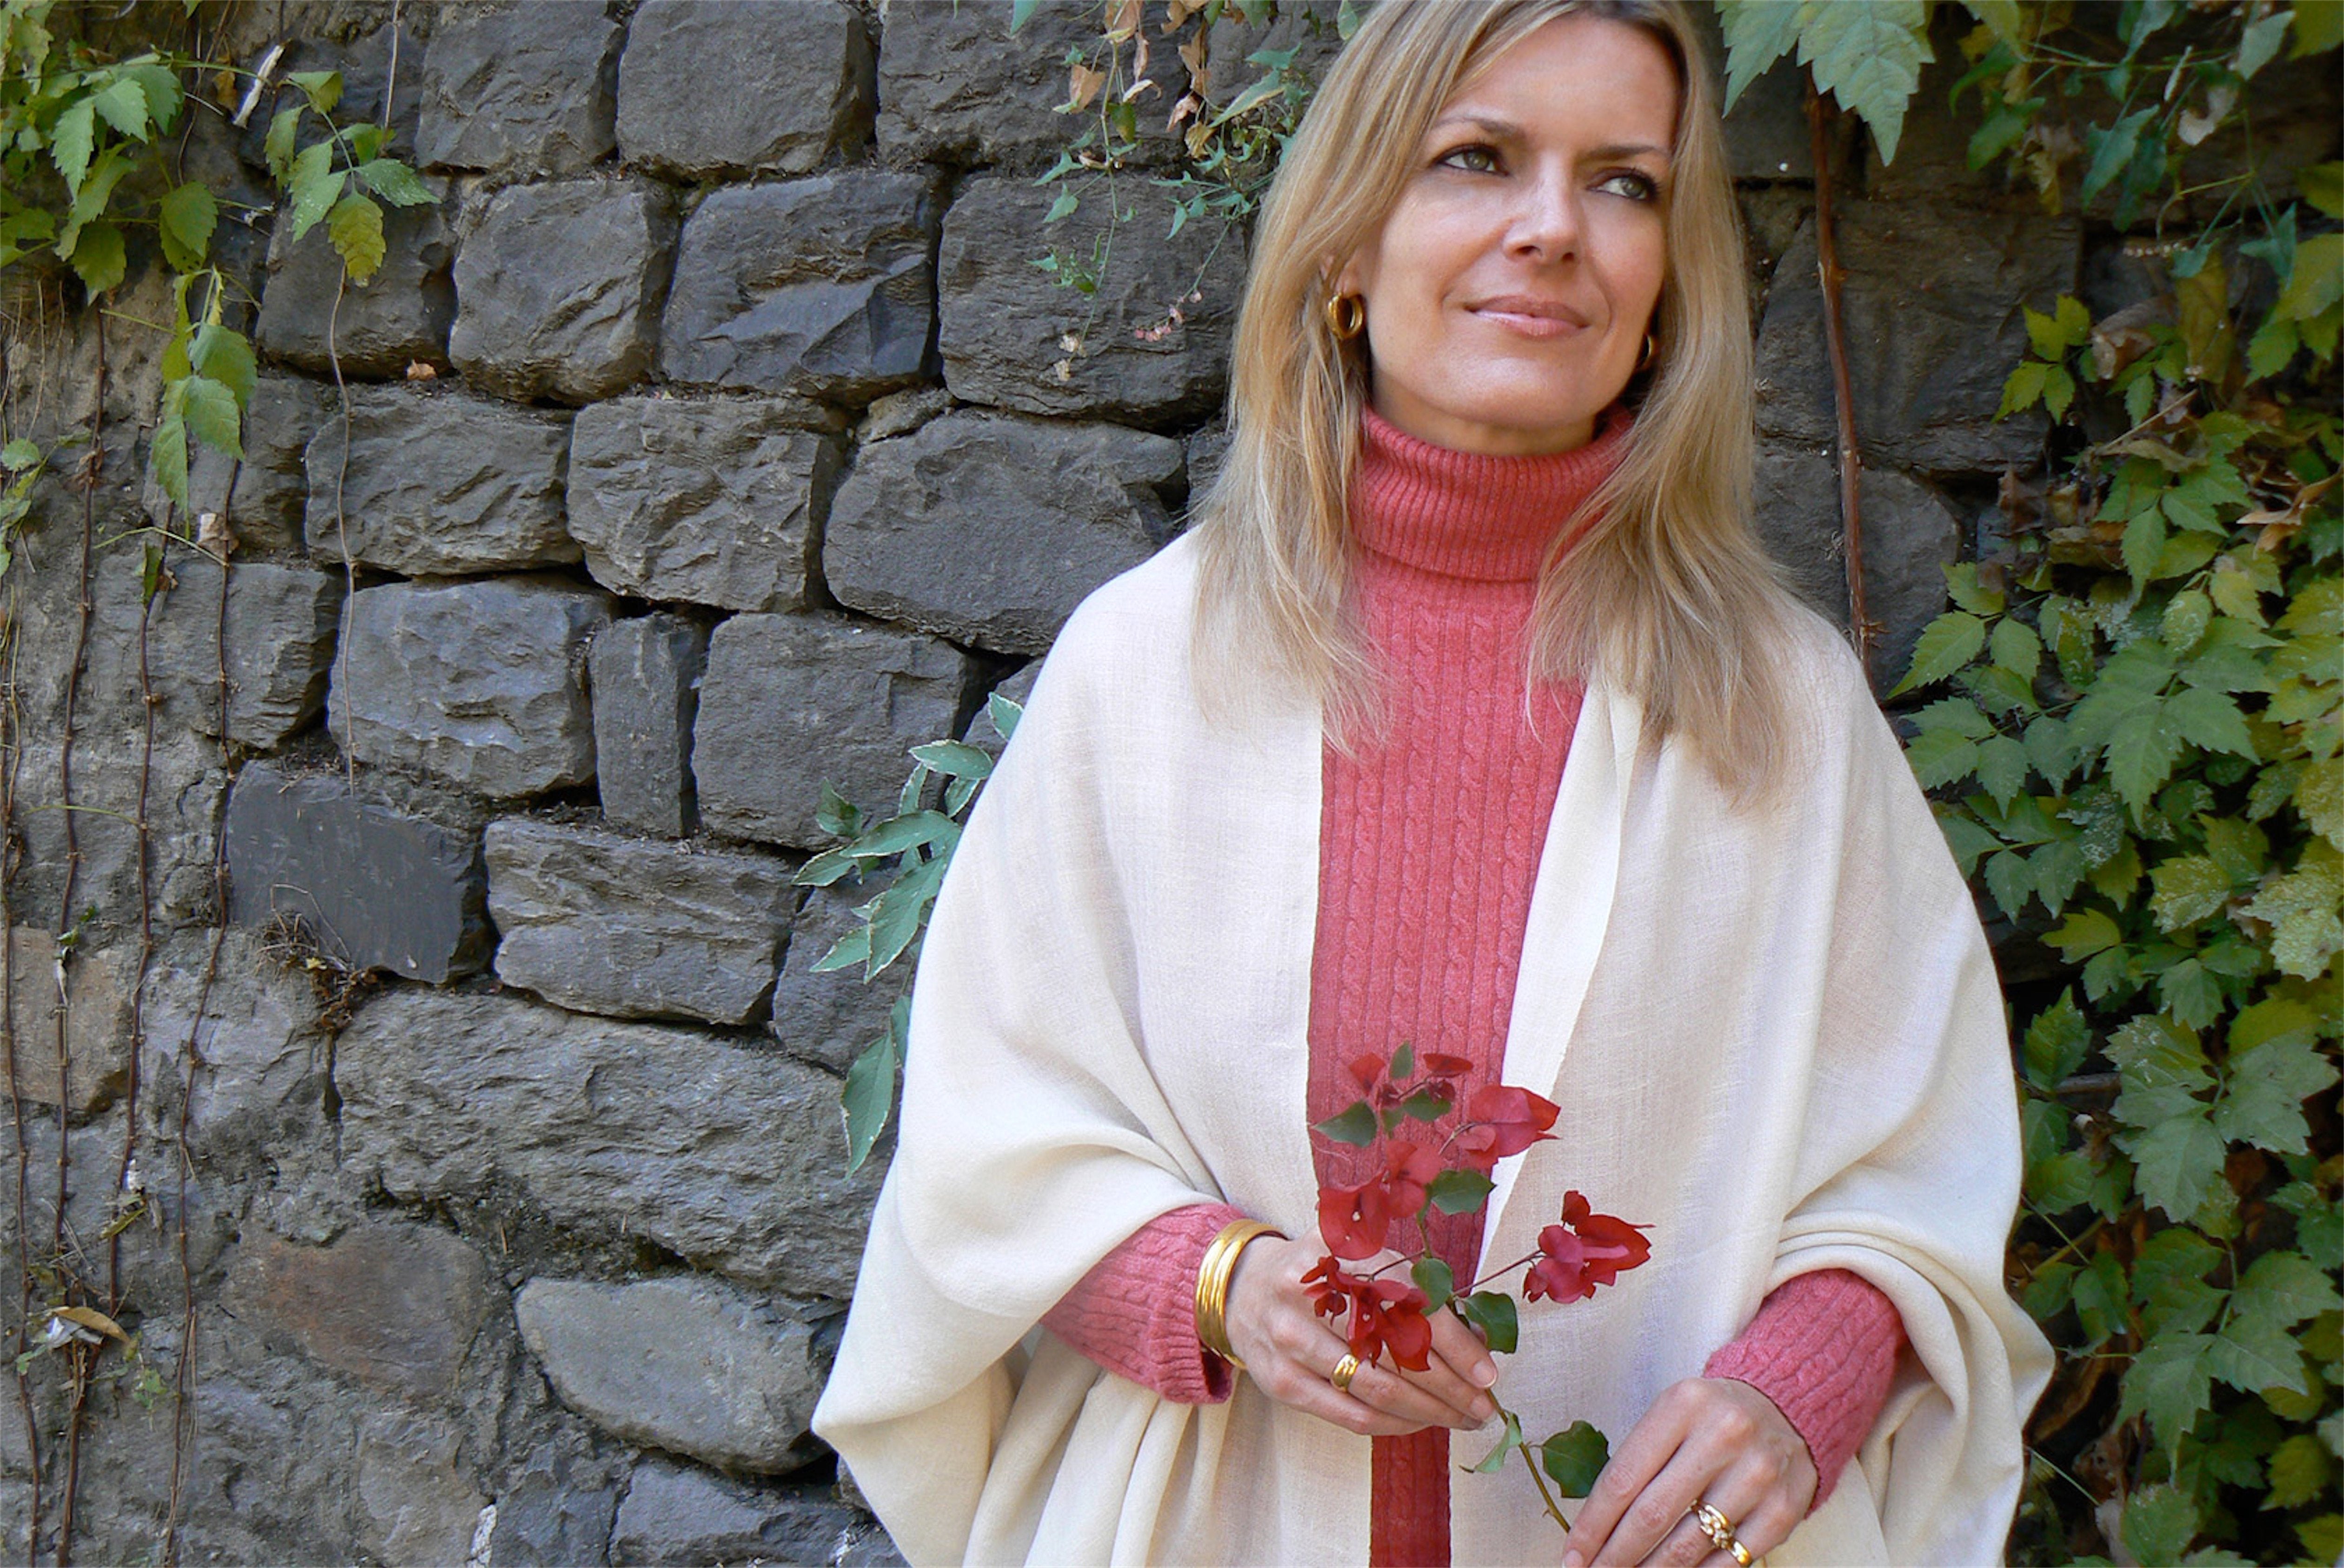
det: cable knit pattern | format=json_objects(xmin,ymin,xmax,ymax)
[
  {"xmin": 1039, "ymin": 401, "xmax": 1905, "ymax": 1561},
  {"xmin": 1704, "ymin": 1267, "xmax": 1908, "ymax": 1507}
]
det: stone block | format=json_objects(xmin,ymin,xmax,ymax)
[
  {"xmin": 693, "ymin": 614, "xmax": 971, "ymax": 849},
  {"xmin": 611, "ymin": 1461, "xmax": 899, "ymax": 1568},
  {"xmin": 221, "ymin": 1221, "xmax": 498, "ymax": 1401},
  {"xmin": 255, "ymin": 180, "xmax": 455, "ymax": 379},
  {"xmin": 517, "ymin": 1276, "xmax": 820, "ymax": 1473},
  {"xmin": 327, "ymin": 578, "xmax": 613, "ymax": 798},
  {"xmin": 138, "ymin": 927, "xmax": 327, "ymax": 1136},
  {"xmin": 141, "ymin": 373, "xmax": 333, "ymax": 553},
  {"xmin": 162, "ymin": 557, "xmax": 344, "ymax": 748},
  {"xmin": 489, "ymin": 1446, "xmax": 621, "ymax": 1568},
  {"xmin": 10, "ymin": 730, "xmax": 226, "ymax": 936},
  {"xmin": 590, "ymin": 614, "xmax": 706, "ymax": 837},
  {"xmin": 223, "ymin": 763, "xmax": 490, "ymax": 983},
  {"xmin": 1752, "ymin": 442, "xmax": 1963, "ymax": 694},
  {"xmin": 659, "ymin": 173, "xmax": 939, "ymax": 403},
  {"xmin": 1754, "ymin": 201, "xmax": 2079, "ymax": 474},
  {"xmin": 939, "ymin": 175, "xmax": 1243, "ymax": 425},
  {"xmin": 877, "ymin": 0, "xmax": 1185, "ymax": 167},
  {"xmin": 826, "ymin": 410, "xmax": 1180, "ymax": 654},
  {"xmin": 450, "ymin": 177, "xmax": 676, "ymax": 405},
  {"xmin": 303, "ymin": 385, "xmax": 574, "ymax": 575},
  {"xmin": 417, "ymin": 3, "xmax": 621, "ymax": 178},
  {"xmin": 767, "ymin": 877, "xmax": 887, "ymax": 1076},
  {"xmin": 567, "ymin": 397, "xmax": 839, "ymax": 611},
  {"xmin": 5, "ymin": 929, "xmax": 135, "ymax": 1114},
  {"xmin": 335, "ymin": 988, "xmax": 885, "ymax": 1298},
  {"xmin": 355, "ymin": 1410, "xmax": 488, "ymax": 1568},
  {"xmin": 615, "ymin": 0, "xmax": 872, "ymax": 179},
  {"xmin": 486, "ymin": 818, "xmax": 793, "ymax": 1025}
]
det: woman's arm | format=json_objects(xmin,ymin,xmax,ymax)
[
  {"xmin": 1703, "ymin": 1267, "xmax": 1908, "ymax": 1505},
  {"xmin": 1040, "ymin": 1203, "xmax": 1248, "ymax": 1403}
]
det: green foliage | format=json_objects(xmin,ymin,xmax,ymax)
[
  {"xmin": 1717, "ymin": 0, "xmax": 1942, "ymax": 163},
  {"xmin": 805, "ymin": 693, "xmax": 1024, "ymax": 1171}
]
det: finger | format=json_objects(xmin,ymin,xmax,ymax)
[
  {"xmin": 1428, "ymin": 1309, "xmax": 1500, "ymax": 1402},
  {"xmin": 1382, "ymin": 1317, "xmax": 1497, "ymax": 1426},
  {"xmin": 1636, "ymin": 1510, "xmax": 1723, "ymax": 1568},
  {"xmin": 1561, "ymin": 1385, "xmax": 1698, "ymax": 1566},
  {"xmin": 1314, "ymin": 1328, "xmax": 1484, "ymax": 1431},
  {"xmin": 1692, "ymin": 1454, "xmax": 1802, "ymax": 1567},
  {"xmin": 1250, "ymin": 1345, "xmax": 1432, "ymax": 1438}
]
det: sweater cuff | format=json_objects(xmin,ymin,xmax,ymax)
[
  {"xmin": 1040, "ymin": 1202, "xmax": 1252, "ymax": 1404},
  {"xmin": 1701, "ymin": 1268, "xmax": 1907, "ymax": 1509}
]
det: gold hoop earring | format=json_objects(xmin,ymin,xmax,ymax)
[
  {"xmin": 1637, "ymin": 330, "xmax": 1658, "ymax": 372},
  {"xmin": 1325, "ymin": 292, "xmax": 1365, "ymax": 341}
]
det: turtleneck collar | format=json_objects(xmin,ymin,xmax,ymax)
[{"xmin": 1350, "ymin": 401, "xmax": 1635, "ymax": 584}]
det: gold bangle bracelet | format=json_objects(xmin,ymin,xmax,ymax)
[{"xmin": 1194, "ymin": 1219, "xmax": 1284, "ymax": 1372}]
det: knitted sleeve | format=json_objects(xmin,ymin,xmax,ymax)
[
  {"xmin": 1040, "ymin": 1202, "xmax": 1251, "ymax": 1404},
  {"xmin": 1703, "ymin": 1268, "xmax": 1909, "ymax": 1507}
]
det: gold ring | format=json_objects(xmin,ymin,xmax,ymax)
[
  {"xmin": 1688, "ymin": 1500, "xmax": 1751, "ymax": 1566},
  {"xmin": 1329, "ymin": 1352, "xmax": 1362, "ymax": 1393}
]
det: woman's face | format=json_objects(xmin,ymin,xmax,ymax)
[{"xmin": 1336, "ymin": 15, "xmax": 1678, "ymax": 456}]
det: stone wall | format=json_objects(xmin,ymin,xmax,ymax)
[{"xmin": 0, "ymin": 1, "xmax": 2331, "ymax": 1563}]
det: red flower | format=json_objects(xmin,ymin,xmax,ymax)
[
  {"xmin": 1380, "ymin": 1141, "xmax": 1442, "ymax": 1217},
  {"xmin": 1346, "ymin": 1054, "xmax": 1386, "ymax": 1095},
  {"xmin": 1418, "ymin": 1052, "xmax": 1475, "ymax": 1080},
  {"xmin": 1302, "ymin": 1256, "xmax": 1435, "ymax": 1372},
  {"xmin": 1452, "ymin": 1084, "xmax": 1561, "ymax": 1170},
  {"xmin": 1523, "ymin": 1190, "xmax": 1651, "ymax": 1303},
  {"xmin": 1318, "ymin": 1175, "xmax": 1401, "ymax": 1260}
]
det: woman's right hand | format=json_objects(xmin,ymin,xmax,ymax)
[{"xmin": 1222, "ymin": 1232, "xmax": 1501, "ymax": 1437}]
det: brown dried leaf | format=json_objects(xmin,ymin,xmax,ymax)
[
  {"xmin": 51, "ymin": 1305, "xmax": 128, "ymax": 1342},
  {"xmin": 1107, "ymin": 0, "xmax": 1142, "ymax": 42},
  {"xmin": 1069, "ymin": 63, "xmax": 1109, "ymax": 112}
]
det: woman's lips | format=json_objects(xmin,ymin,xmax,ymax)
[{"xmin": 1465, "ymin": 299, "xmax": 1591, "ymax": 339}]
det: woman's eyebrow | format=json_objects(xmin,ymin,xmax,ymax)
[{"xmin": 1425, "ymin": 115, "xmax": 1668, "ymax": 164}]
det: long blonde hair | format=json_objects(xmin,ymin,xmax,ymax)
[{"xmin": 1191, "ymin": 0, "xmax": 1807, "ymax": 799}]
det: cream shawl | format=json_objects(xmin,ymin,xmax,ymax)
[{"xmin": 811, "ymin": 533, "xmax": 2054, "ymax": 1567}]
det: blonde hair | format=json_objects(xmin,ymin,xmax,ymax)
[{"xmin": 1190, "ymin": 0, "xmax": 1807, "ymax": 799}]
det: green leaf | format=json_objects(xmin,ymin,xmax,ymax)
[
  {"xmin": 2025, "ymin": 1150, "xmax": 2094, "ymax": 1213},
  {"xmin": 1891, "ymin": 611, "xmax": 1987, "ymax": 697},
  {"xmin": 1466, "ymin": 1409, "xmax": 1522, "ymax": 1473},
  {"xmin": 1457, "ymin": 1290, "xmax": 1518, "ymax": 1355},
  {"xmin": 1976, "ymin": 736, "xmax": 2031, "ymax": 811},
  {"xmin": 2073, "ymin": 1248, "xmax": 2130, "ymax": 1345},
  {"xmin": 909, "ymin": 740, "xmax": 995, "ymax": 780},
  {"xmin": 179, "ymin": 375, "xmax": 241, "ymax": 460},
  {"xmin": 2233, "ymin": 1249, "xmax": 2344, "ymax": 1330},
  {"xmin": 50, "ymin": 95, "xmax": 95, "ymax": 192},
  {"xmin": 355, "ymin": 158, "xmax": 436, "ymax": 207},
  {"xmin": 848, "ymin": 811, "xmax": 962, "ymax": 859},
  {"xmin": 0, "ymin": 440, "xmax": 39, "ymax": 473},
  {"xmin": 2082, "ymin": 108, "xmax": 2154, "ymax": 205},
  {"xmin": 264, "ymin": 104, "xmax": 303, "ymax": 184},
  {"xmin": 2118, "ymin": 1484, "xmax": 2199, "ymax": 1567},
  {"xmin": 2023, "ymin": 990, "xmax": 2092, "ymax": 1088},
  {"xmin": 2277, "ymin": 234, "xmax": 2344, "ymax": 322},
  {"xmin": 2108, "ymin": 707, "xmax": 2185, "ymax": 811},
  {"xmin": 1943, "ymin": 562, "xmax": 2007, "ymax": 616},
  {"xmin": 809, "ymin": 924, "xmax": 869, "ymax": 973},
  {"xmin": 2126, "ymin": 1110, "xmax": 2225, "ymax": 1220},
  {"xmin": 2120, "ymin": 1329, "xmax": 2214, "ymax": 1451},
  {"xmin": 327, "ymin": 193, "xmax": 386, "ymax": 283},
  {"xmin": 2206, "ymin": 1308, "xmax": 2312, "ymax": 1395},
  {"xmin": 987, "ymin": 693, "xmax": 1023, "ymax": 743},
  {"xmin": 1312, "ymin": 1101, "xmax": 1377, "ymax": 1146},
  {"xmin": 1989, "ymin": 615, "xmax": 2041, "ymax": 679},
  {"xmin": 1905, "ymin": 727, "xmax": 1981, "ymax": 790},
  {"xmin": 2269, "ymin": 1434, "xmax": 2338, "ymax": 1509},
  {"xmin": 1998, "ymin": 357, "xmax": 2048, "ymax": 417},
  {"xmin": 2044, "ymin": 907, "xmax": 2122, "ymax": 961},
  {"xmin": 2303, "ymin": 161, "xmax": 2344, "ymax": 221},
  {"xmin": 2297, "ymin": 1518, "xmax": 2344, "ymax": 1566},
  {"xmin": 1716, "ymin": 0, "xmax": 1804, "ymax": 110},
  {"xmin": 286, "ymin": 140, "xmax": 342, "ymax": 245},
  {"xmin": 146, "ymin": 414, "xmax": 188, "ymax": 510},
  {"xmin": 1390, "ymin": 1085, "xmax": 1452, "ymax": 1125},
  {"xmin": 1796, "ymin": 0, "xmax": 1933, "ymax": 165},
  {"xmin": 88, "ymin": 74, "xmax": 150, "ymax": 141},
  {"xmin": 1009, "ymin": 0, "xmax": 1040, "ymax": 33},
  {"xmin": 67, "ymin": 220, "xmax": 124, "ymax": 295},
  {"xmin": 2149, "ymin": 853, "xmax": 2231, "ymax": 930},
  {"xmin": 1984, "ymin": 848, "xmax": 2035, "ymax": 919},
  {"xmin": 1411, "ymin": 1256, "xmax": 1453, "ymax": 1312},
  {"xmin": 840, "ymin": 1007, "xmax": 903, "ymax": 1173},
  {"xmin": 157, "ymin": 181, "xmax": 216, "ymax": 272},
  {"xmin": 287, "ymin": 68, "xmax": 342, "ymax": 115},
  {"xmin": 1425, "ymin": 1169, "xmax": 1494, "ymax": 1216},
  {"xmin": 2237, "ymin": 6, "xmax": 2293, "ymax": 78},
  {"xmin": 2214, "ymin": 1034, "xmax": 2337, "ymax": 1154},
  {"xmin": 2166, "ymin": 686, "xmax": 2255, "ymax": 758},
  {"xmin": 1044, "ymin": 189, "xmax": 1078, "ymax": 223},
  {"xmin": 189, "ymin": 325, "xmax": 258, "ymax": 410},
  {"xmin": 1539, "ymin": 1421, "xmax": 1611, "ymax": 1499}
]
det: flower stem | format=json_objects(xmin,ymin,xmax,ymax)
[
  {"xmin": 1464, "ymin": 1248, "xmax": 1542, "ymax": 1293},
  {"xmin": 1497, "ymin": 1402, "xmax": 1572, "ymax": 1533}
]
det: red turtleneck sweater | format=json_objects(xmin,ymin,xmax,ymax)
[{"xmin": 1040, "ymin": 404, "xmax": 1905, "ymax": 1563}]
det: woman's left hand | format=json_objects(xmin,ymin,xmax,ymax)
[{"xmin": 1557, "ymin": 1376, "xmax": 1815, "ymax": 1567}]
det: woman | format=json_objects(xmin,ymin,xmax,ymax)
[{"xmin": 812, "ymin": 2, "xmax": 2051, "ymax": 1563}]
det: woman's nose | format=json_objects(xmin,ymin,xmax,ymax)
[{"xmin": 1505, "ymin": 173, "xmax": 1582, "ymax": 262}]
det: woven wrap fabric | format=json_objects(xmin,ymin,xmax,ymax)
[{"xmin": 811, "ymin": 533, "xmax": 2053, "ymax": 1567}]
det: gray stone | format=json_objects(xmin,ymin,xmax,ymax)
[
  {"xmin": 611, "ymin": 1461, "xmax": 899, "ymax": 1568},
  {"xmin": 326, "ymin": 577, "xmax": 613, "ymax": 797},
  {"xmin": 335, "ymin": 988, "xmax": 884, "ymax": 1297},
  {"xmin": 486, "ymin": 817, "xmax": 793, "ymax": 1025},
  {"xmin": 223, "ymin": 762, "xmax": 490, "ymax": 983},
  {"xmin": 615, "ymin": 0, "xmax": 873, "ymax": 179},
  {"xmin": 659, "ymin": 174, "xmax": 939, "ymax": 404},
  {"xmin": 162, "ymin": 557, "xmax": 344, "ymax": 748},
  {"xmin": 968, "ymin": 661, "xmax": 1040, "ymax": 758},
  {"xmin": 767, "ymin": 877, "xmax": 889, "ymax": 1076},
  {"xmin": 417, "ymin": 3, "xmax": 622, "ymax": 178},
  {"xmin": 939, "ymin": 175, "xmax": 1245, "ymax": 425},
  {"xmin": 693, "ymin": 615, "xmax": 971, "ymax": 849},
  {"xmin": 590, "ymin": 614, "xmax": 706, "ymax": 837},
  {"xmin": 138, "ymin": 927, "xmax": 328, "ymax": 1136},
  {"xmin": 1753, "ymin": 442, "xmax": 1963, "ymax": 694},
  {"xmin": 517, "ymin": 1276, "xmax": 820, "ymax": 1473},
  {"xmin": 142, "ymin": 373, "xmax": 333, "ymax": 553},
  {"xmin": 1754, "ymin": 201, "xmax": 2079, "ymax": 474},
  {"xmin": 10, "ymin": 729, "xmax": 226, "ymax": 937},
  {"xmin": 827, "ymin": 411, "xmax": 1180, "ymax": 654},
  {"xmin": 567, "ymin": 397, "xmax": 840, "ymax": 611},
  {"xmin": 1184, "ymin": 421, "xmax": 1231, "ymax": 514},
  {"xmin": 255, "ymin": 180, "xmax": 455, "ymax": 379},
  {"xmin": 450, "ymin": 178, "xmax": 676, "ymax": 405},
  {"xmin": 1682, "ymin": 1, "xmax": 1813, "ymax": 181},
  {"xmin": 490, "ymin": 1446, "xmax": 620, "ymax": 1568},
  {"xmin": 4, "ymin": 929, "xmax": 135, "ymax": 1114},
  {"xmin": 221, "ymin": 1221, "xmax": 499, "ymax": 1401},
  {"xmin": 303, "ymin": 385, "xmax": 574, "ymax": 575},
  {"xmin": 354, "ymin": 1410, "xmax": 488, "ymax": 1568},
  {"xmin": 876, "ymin": 0, "xmax": 1187, "ymax": 167},
  {"xmin": 858, "ymin": 385, "xmax": 952, "ymax": 442}
]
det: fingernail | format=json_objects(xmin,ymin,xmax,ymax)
[
  {"xmin": 1472, "ymin": 1363, "xmax": 1497, "ymax": 1387},
  {"xmin": 1563, "ymin": 1554, "xmax": 1584, "ymax": 1568},
  {"xmin": 1474, "ymin": 1398, "xmax": 1497, "ymax": 1422}
]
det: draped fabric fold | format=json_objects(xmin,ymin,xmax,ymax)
[{"xmin": 811, "ymin": 534, "xmax": 2051, "ymax": 1566}]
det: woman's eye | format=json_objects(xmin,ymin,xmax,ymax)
[
  {"xmin": 1596, "ymin": 170, "xmax": 1661, "ymax": 202},
  {"xmin": 1438, "ymin": 144, "xmax": 1501, "ymax": 174}
]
